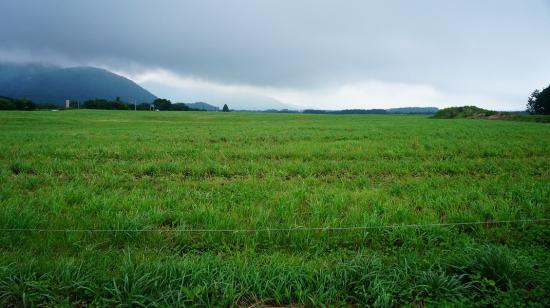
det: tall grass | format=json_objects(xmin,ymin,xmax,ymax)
[{"xmin": 0, "ymin": 110, "xmax": 548, "ymax": 306}]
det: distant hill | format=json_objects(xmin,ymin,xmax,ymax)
[
  {"xmin": 300, "ymin": 107, "xmax": 438, "ymax": 115},
  {"xmin": 432, "ymin": 106, "xmax": 497, "ymax": 119},
  {"xmin": 185, "ymin": 102, "xmax": 219, "ymax": 111},
  {"xmin": 386, "ymin": 107, "xmax": 438, "ymax": 114},
  {"xmin": 303, "ymin": 109, "xmax": 387, "ymax": 114},
  {"xmin": 0, "ymin": 63, "xmax": 156, "ymax": 105},
  {"xmin": 432, "ymin": 106, "xmax": 549, "ymax": 123}
]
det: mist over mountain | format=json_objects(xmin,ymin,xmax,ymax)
[
  {"xmin": 386, "ymin": 107, "xmax": 439, "ymax": 114},
  {"xmin": 185, "ymin": 102, "xmax": 219, "ymax": 111},
  {"xmin": 0, "ymin": 63, "xmax": 156, "ymax": 105}
]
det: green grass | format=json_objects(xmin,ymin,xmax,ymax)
[
  {"xmin": 496, "ymin": 113, "xmax": 550, "ymax": 123},
  {"xmin": 0, "ymin": 110, "xmax": 549, "ymax": 306}
]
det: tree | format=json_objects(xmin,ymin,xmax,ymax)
[
  {"xmin": 0, "ymin": 97, "xmax": 36, "ymax": 110},
  {"xmin": 0, "ymin": 97, "xmax": 16, "ymax": 110},
  {"xmin": 527, "ymin": 85, "xmax": 550, "ymax": 115},
  {"xmin": 222, "ymin": 104, "xmax": 230, "ymax": 112},
  {"xmin": 83, "ymin": 99, "xmax": 130, "ymax": 110},
  {"xmin": 136, "ymin": 103, "xmax": 151, "ymax": 110},
  {"xmin": 13, "ymin": 98, "xmax": 36, "ymax": 110},
  {"xmin": 153, "ymin": 98, "xmax": 172, "ymax": 111},
  {"xmin": 170, "ymin": 103, "xmax": 190, "ymax": 111}
]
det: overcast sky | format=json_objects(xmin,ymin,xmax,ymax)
[{"xmin": 1, "ymin": 0, "xmax": 549, "ymax": 110}]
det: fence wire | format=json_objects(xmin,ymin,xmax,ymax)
[{"xmin": 0, "ymin": 218, "xmax": 548, "ymax": 233}]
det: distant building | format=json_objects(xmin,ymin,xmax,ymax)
[{"xmin": 65, "ymin": 100, "xmax": 70, "ymax": 108}]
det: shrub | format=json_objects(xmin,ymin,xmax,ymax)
[
  {"xmin": 0, "ymin": 97, "xmax": 35, "ymax": 110},
  {"xmin": 432, "ymin": 106, "xmax": 496, "ymax": 119}
]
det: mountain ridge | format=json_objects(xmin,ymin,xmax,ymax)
[
  {"xmin": 0, "ymin": 63, "xmax": 157, "ymax": 105},
  {"xmin": 185, "ymin": 102, "xmax": 219, "ymax": 111}
]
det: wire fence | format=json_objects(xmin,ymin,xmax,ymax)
[{"xmin": 0, "ymin": 218, "xmax": 548, "ymax": 233}]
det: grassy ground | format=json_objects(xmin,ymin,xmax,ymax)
[{"xmin": 0, "ymin": 110, "xmax": 549, "ymax": 306}]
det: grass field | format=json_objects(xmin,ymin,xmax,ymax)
[{"xmin": 0, "ymin": 110, "xmax": 549, "ymax": 307}]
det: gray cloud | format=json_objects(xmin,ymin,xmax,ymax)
[{"xmin": 1, "ymin": 0, "xmax": 549, "ymax": 109}]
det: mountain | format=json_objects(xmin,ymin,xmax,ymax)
[
  {"xmin": 386, "ymin": 107, "xmax": 439, "ymax": 114},
  {"xmin": 300, "ymin": 107, "xmax": 439, "ymax": 115},
  {"xmin": 432, "ymin": 106, "xmax": 496, "ymax": 119},
  {"xmin": 185, "ymin": 102, "xmax": 219, "ymax": 111},
  {"xmin": 303, "ymin": 109, "xmax": 386, "ymax": 114},
  {"xmin": 0, "ymin": 63, "xmax": 156, "ymax": 105}
]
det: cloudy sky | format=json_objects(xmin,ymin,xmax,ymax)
[{"xmin": 1, "ymin": 0, "xmax": 549, "ymax": 110}]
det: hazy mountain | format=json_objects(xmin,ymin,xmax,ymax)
[
  {"xmin": 140, "ymin": 80, "xmax": 299, "ymax": 111},
  {"xmin": 386, "ymin": 107, "xmax": 438, "ymax": 114},
  {"xmin": 0, "ymin": 63, "xmax": 156, "ymax": 104},
  {"xmin": 186, "ymin": 102, "xmax": 219, "ymax": 111},
  {"xmin": 295, "ymin": 107, "xmax": 439, "ymax": 114}
]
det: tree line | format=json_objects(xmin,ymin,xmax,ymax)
[
  {"xmin": 0, "ymin": 97, "xmax": 34, "ymax": 110},
  {"xmin": 81, "ymin": 98, "xmax": 201, "ymax": 111},
  {"xmin": 527, "ymin": 84, "xmax": 550, "ymax": 115},
  {"xmin": 0, "ymin": 96, "xmax": 216, "ymax": 112},
  {"xmin": 0, "ymin": 96, "xmax": 58, "ymax": 110}
]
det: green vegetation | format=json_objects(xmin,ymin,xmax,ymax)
[
  {"xmin": 490, "ymin": 113, "xmax": 550, "ymax": 123},
  {"xmin": 433, "ymin": 106, "xmax": 550, "ymax": 123},
  {"xmin": 82, "ymin": 98, "xmax": 139, "ymax": 110},
  {"xmin": 432, "ymin": 106, "xmax": 497, "ymax": 119},
  {"xmin": 82, "ymin": 98, "xmax": 198, "ymax": 111},
  {"xmin": 0, "ymin": 96, "xmax": 36, "ymax": 111},
  {"xmin": 527, "ymin": 84, "xmax": 550, "ymax": 115},
  {"xmin": 0, "ymin": 111, "xmax": 549, "ymax": 306},
  {"xmin": 0, "ymin": 96, "xmax": 204, "ymax": 112}
]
